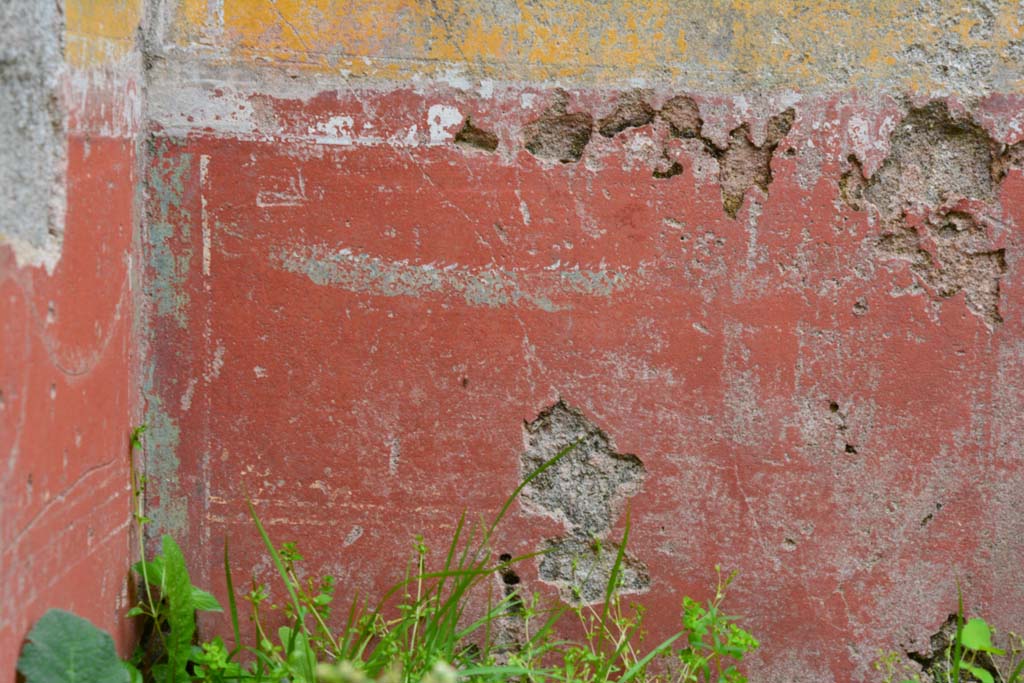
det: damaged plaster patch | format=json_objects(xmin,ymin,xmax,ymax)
[
  {"xmin": 523, "ymin": 91, "xmax": 594, "ymax": 164},
  {"xmin": 864, "ymin": 102, "xmax": 997, "ymax": 220},
  {"xmin": 857, "ymin": 102, "xmax": 1014, "ymax": 328},
  {"xmin": 709, "ymin": 109, "xmax": 795, "ymax": 219},
  {"xmin": 453, "ymin": 117, "xmax": 498, "ymax": 152},
  {"xmin": 839, "ymin": 155, "xmax": 868, "ymax": 211},
  {"xmin": 538, "ymin": 537, "xmax": 651, "ymax": 604},
  {"xmin": 597, "ymin": 90, "xmax": 655, "ymax": 138},
  {"xmin": 0, "ymin": 0, "xmax": 66, "ymax": 272},
  {"xmin": 875, "ymin": 211, "xmax": 1007, "ymax": 327},
  {"xmin": 520, "ymin": 90, "xmax": 794, "ymax": 216},
  {"xmin": 994, "ymin": 140, "xmax": 1024, "ymax": 182},
  {"xmin": 519, "ymin": 401, "xmax": 649, "ymax": 604},
  {"xmin": 659, "ymin": 95, "xmax": 703, "ymax": 138}
]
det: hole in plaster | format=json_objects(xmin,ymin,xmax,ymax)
[
  {"xmin": 659, "ymin": 95, "xmax": 703, "ymax": 138},
  {"xmin": 523, "ymin": 91, "xmax": 594, "ymax": 164},
  {"xmin": 597, "ymin": 90, "xmax": 655, "ymax": 138},
  {"xmin": 454, "ymin": 117, "xmax": 499, "ymax": 152},
  {"xmin": 519, "ymin": 400, "xmax": 649, "ymax": 604},
  {"xmin": 653, "ymin": 161, "xmax": 684, "ymax": 179}
]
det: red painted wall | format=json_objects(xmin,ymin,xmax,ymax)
[
  {"xmin": 142, "ymin": 88, "xmax": 1024, "ymax": 681},
  {"xmin": 0, "ymin": 82, "xmax": 139, "ymax": 677}
]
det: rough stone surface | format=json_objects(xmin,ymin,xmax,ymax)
[
  {"xmin": 538, "ymin": 537, "xmax": 650, "ymax": 604},
  {"xmin": 864, "ymin": 102, "xmax": 998, "ymax": 221},
  {"xmin": 0, "ymin": 0, "xmax": 66, "ymax": 272},
  {"xmin": 906, "ymin": 615, "xmax": 1000, "ymax": 683},
  {"xmin": 856, "ymin": 102, "xmax": 1015, "ymax": 328},
  {"xmin": 711, "ymin": 108, "xmax": 795, "ymax": 218},
  {"xmin": 597, "ymin": 90, "xmax": 656, "ymax": 138},
  {"xmin": 523, "ymin": 92, "xmax": 594, "ymax": 163},
  {"xmin": 875, "ymin": 211, "xmax": 1007, "ymax": 327},
  {"xmin": 659, "ymin": 95, "xmax": 703, "ymax": 138},
  {"xmin": 519, "ymin": 401, "xmax": 647, "ymax": 603},
  {"xmin": 520, "ymin": 401, "xmax": 645, "ymax": 538}
]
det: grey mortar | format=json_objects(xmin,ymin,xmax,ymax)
[{"xmin": 0, "ymin": 0, "xmax": 66, "ymax": 272}]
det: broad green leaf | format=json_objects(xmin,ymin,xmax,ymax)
[
  {"xmin": 961, "ymin": 618, "xmax": 1006, "ymax": 655},
  {"xmin": 280, "ymin": 626, "xmax": 316, "ymax": 682},
  {"xmin": 17, "ymin": 609, "xmax": 130, "ymax": 683},
  {"xmin": 190, "ymin": 586, "xmax": 223, "ymax": 613},
  {"xmin": 965, "ymin": 663, "xmax": 995, "ymax": 683},
  {"xmin": 132, "ymin": 557, "xmax": 165, "ymax": 588},
  {"xmin": 160, "ymin": 535, "xmax": 197, "ymax": 682},
  {"xmin": 123, "ymin": 661, "xmax": 143, "ymax": 683}
]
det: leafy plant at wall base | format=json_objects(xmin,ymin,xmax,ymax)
[
  {"xmin": 876, "ymin": 587, "xmax": 1024, "ymax": 683},
  {"xmin": 17, "ymin": 609, "xmax": 136, "ymax": 683},
  {"xmin": 128, "ymin": 535, "xmax": 224, "ymax": 682},
  {"xmin": 19, "ymin": 428, "xmax": 762, "ymax": 683}
]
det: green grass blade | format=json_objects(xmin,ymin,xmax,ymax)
[
  {"xmin": 1007, "ymin": 656, "xmax": 1024, "ymax": 683},
  {"xmin": 620, "ymin": 632, "xmax": 685, "ymax": 683},
  {"xmin": 435, "ymin": 511, "xmax": 467, "ymax": 602},
  {"xmin": 246, "ymin": 500, "xmax": 315, "ymax": 680},
  {"xmin": 486, "ymin": 438, "xmax": 582, "ymax": 538},
  {"xmin": 952, "ymin": 583, "xmax": 965, "ymax": 683},
  {"xmin": 458, "ymin": 664, "xmax": 564, "ymax": 681},
  {"xmin": 602, "ymin": 508, "xmax": 630, "ymax": 617},
  {"xmin": 224, "ymin": 537, "xmax": 242, "ymax": 658}
]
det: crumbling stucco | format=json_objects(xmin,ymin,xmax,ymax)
[
  {"xmin": 520, "ymin": 401, "xmax": 649, "ymax": 604},
  {"xmin": 850, "ymin": 102, "xmax": 1014, "ymax": 328},
  {"xmin": 0, "ymin": 0, "xmax": 66, "ymax": 272},
  {"xmin": 875, "ymin": 211, "xmax": 1007, "ymax": 327},
  {"xmin": 708, "ymin": 108, "xmax": 796, "ymax": 218},
  {"xmin": 522, "ymin": 90, "xmax": 794, "ymax": 217},
  {"xmin": 864, "ymin": 103, "xmax": 998, "ymax": 220},
  {"xmin": 537, "ymin": 537, "xmax": 651, "ymax": 605},
  {"xmin": 454, "ymin": 117, "xmax": 499, "ymax": 152},
  {"xmin": 523, "ymin": 92, "xmax": 594, "ymax": 164},
  {"xmin": 597, "ymin": 90, "xmax": 656, "ymax": 138},
  {"xmin": 659, "ymin": 95, "xmax": 703, "ymax": 138}
]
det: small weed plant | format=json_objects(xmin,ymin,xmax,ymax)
[
  {"xmin": 17, "ymin": 429, "xmax": 760, "ymax": 683},
  {"xmin": 875, "ymin": 589, "xmax": 1024, "ymax": 683}
]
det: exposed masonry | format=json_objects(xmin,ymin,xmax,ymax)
[
  {"xmin": 597, "ymin": 90, "xmax": 656, "ymax": 138},
  {"xmin": 519, "ymin": 401, "xmax": 649, "ymax": 604},
  {"xmin": 707, "ymin": 108, "xmax": 795, "ymax": 218},
  {"xmin": 841, "ymin": 101, "xmax": 1022, "ymax": 328},
  {"xmin": 522, "ymin": 89, "xmax": 795, "ymax": 219},
  {"xmin": 537, "ymin": 537, "xmax": 650, "ymax": 605}
]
